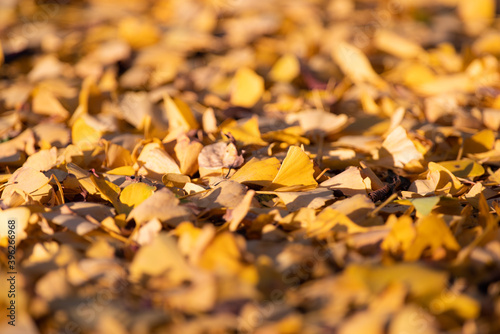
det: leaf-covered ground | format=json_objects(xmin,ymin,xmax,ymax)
[{"xmin": 1, "ymin": 0, "xmax": 500, "ymax": 333}]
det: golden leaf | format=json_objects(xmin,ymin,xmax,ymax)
[
  {"xmin": 230, "ymin": 67, "xmax": 265, "ymax": 108},
  {"xmin": 269, "ymin": 146, "xmax": 317, "ymax": 191}
]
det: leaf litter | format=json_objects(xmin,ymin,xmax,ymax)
[{"xmin": 1, "ymin": 0, "xmax": 500, "ymax": 333}]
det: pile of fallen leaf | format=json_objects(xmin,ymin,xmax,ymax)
[{"xmin": 1, "ymin": 0, "xmax": 500, "ymax": 333}]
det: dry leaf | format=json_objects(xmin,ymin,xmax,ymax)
[
  {"xmin": 127, "ymin": 188, "xmax": 194, "ymax": 227},
  {"xmin": 269, "ymin": 146, "xmax": 317, "ymax": 191},
  {"xmin": 230, "ymin": 67, "xmax": 265, "ymax": 108}
]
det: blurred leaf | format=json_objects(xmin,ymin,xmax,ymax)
[
  {"xmin": 404, "ymin": 214, "xmax": 460, "ymax": 261},
  {"xmin": 230, "ymin": 67, "xmax": 265, "ymax": 108}
]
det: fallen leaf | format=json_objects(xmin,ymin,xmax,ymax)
[
  {"xmin": 127, "ymin": 188, "xmax": 194, "ymax": 227},
  {"xmin": 269, "ymin": 146, "xmax": 317, "ymax": 191},
  {"xmin": 404, "ymin": 214, "xmax": 460, "ymax": 261},
  {"xmin": 230, "ymin": 67, "xmax": 265, "ymax": 108}
]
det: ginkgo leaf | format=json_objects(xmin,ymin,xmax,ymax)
[
  {"xmin": 1, "ymin": 166, "xmax": 53, "ymax": 205},
  {"xmin": 287, "ymin": 110, "xmax": 349, "ymax": 137},
  {"xmin": 31, "ymin": 87, "xmax": 69, "ymax": 119},
  {"xmin": 90, "ymin": 174, "xmax": 122, "ymax": 212},
  {"xmin": 129, "ymin": 232, "xmax": 191, "ymax": 283},
  {"xmin": 437, "ymin": 159, "xmax": 485, "ymax": 179},
  {"xmin": 404, "ymin": 214, "xmax": 460, "ymax": 261},
  {"xmin": 307, "ymin": 207, "xmax": 366, "ymax": 239},
  {"xmin": 198, "ymin": 141, "xmax": 244, "ymax": 177},
  {"xmin": 269, "ymin": 54, "xmax": 300, "ymax": 82},
  {"xmin": 174, "ymin": 135, "xmax": 203, "ymax": 176},
  {"xmin": 219, "ymin": 117, "xmax": 267, "ymax": 146},
  {"xmin": 397, "ymin": 196, "xmax": 441, "ymax": 217},
  {"xmin": 380, "ymin": 126, "xmax": 423, "ymax": 168},
  {"xmin": 230, "ymin": 67, "xmax": 265, "ymax": 108},
  {"xmin": 274, "ymin": 188, "xmax": 334, "ymax": 212},
  {"xmin": 332, "ymin": 42, "xmax": 387, "ymax": 89},
  {"xmin": 427, "ymin": 162, "xmax": 464, "ymax": 195},
  {"xmin": 374, "ymin": 29, "xmax": 425, "ymax": 59},
  {"xmin": 127, "ymin": 188, "xmax": 194, "ymax": 227},
  {"xmin": 463, "ymin": 129, "xmax": 495, "ymax": 154},
  {"xmin": 269, "ymin": 146, "xmax": 317, "ymax": 191},
  {"xmin": 228, "ymin": 189, "xmax": 255, "ymax": 231},
  {"xmin": 71, "ymin": 117, "xmax": 102, "ymax": 150},
  {"xmin": 231, "ymin": 157, "xmax": 281, "ymax": 188},
  {"xmin": 65, "ymin": 162, "xmax": 98, "ymax": 195},
  {"xmin": 119, "ymin": 183, "xmax": 156, "ymax": 214},
  {"xmin": 261, "ymin": 126, "xmax": 310, "ymax": 145},
  {"xmin": 104, "ymin": 141, "xmax": 133, "ymax": 169},
  {"xmin": 198, "ymin": 231, "xmax": 258, "ymax": 284},
  {"xmin": 163, "ymin": 94, "xmax": 199, "ymax": 132},
  {"xmin": 136, "ymin": 142, "xmax": 181, "ymax": 180},
  {"xmin": 381, "ymin": 215, "xmax": 416, "ymax": 254},
  {"xmin": 320, "ymin": 166, "xmax": 370, "ymax": 196},
  {"xmin": 106, "ymin": 166, "xmax": 136, "ymax": 176}
]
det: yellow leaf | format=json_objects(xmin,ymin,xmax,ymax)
[
  {"xmin": 127, "ymin": 188, "xmax": 194, "ymax": 227},
  {"xmin": 163, "ymin": 94, "xmax": 199, "ymax": 132},
  {"xmin": 129, "ymin": 232, "xmax": 191, "ymax": 283},
  {"xmin": 119, "ymin": 183, "xmax": 156, "ymax": 214},
  {"xmin": 230, "ymin": 67, "xmax": 264, "ymax": 108},
  {"xmin": 71, "ymin": 117, "xmax": 102, "ymax": 150},
  {"xmin": 269, "ymin": 54, "xmax": 300, "ymax": 82},
  {"xmin": 1, "ymin": 167, "xmax": 53, "ymax": 205},
  {"xmin": 307, "ymin": 208, "xmax": 366, "ymax": 239},
  {"xmin": 409, "ymin": 196, "xmax": 441, "ymax": 216},
  {"xmin": 381, "ymin": 215, "xmax": 416, "ymax": 254},
  {"xmin": 320, "ymin": 166, "xmax": 370, "ymax": 197},
  {"xmin": 106, "ymin": 166, "xmax": 135, "ymax": 176},
  {"xmin": 427, "ymin": 162, "xmax": 464, "ymax": 195},
  {"xmin": 380, "ymin": 126, "xmax": 423, "ymax": 168},
  {"xmin": 287, "ymin": 110, "xmax": 349, "ymax": 137},
  {"xmin": 269, "ymin": 146, "xmax": 317, "ymax": 191},
  {"xmin": 136, "ymin": 142, "xmax": 181, "ymax": 180},
  {"xmin": 463, "ymin": 129, "xmax": 495, "ymax": 154},
  {"xmin": 401, "ymin": 62, "xmax": 436, "ymax": 87},
  {"xmin": 69, "ymin": 77, "xmax": 103, "ymax": 125},
  {"xmin": 199, "ymin": 232, "xmax": 258, "ymax": 284},
  {"xmin": 66, "ymin": 162, "xmax": 98, "ymax": 195},
  {"xmin": 428, "ymin": 293, "xmax": 480, "ymax": 319},
  {"xmin": 344, "ymin": 263, "xmax": 448, "ymax": 298},
  {"xmin": 274, "ymin": 188, "xmax": 334, "ymax": 212},
  {"xmin": 0, "ymin": 207, "xmax": 30, "ymax": 247},
  {"xmin": 374, "ymin": 29, "xmax": 425, "ymax": 59},
  {"xmin": 119, "ymin": 16, "xmax": 160, "ymax": 49},
  {"xmin": 32, "ymin": 87, "xmax": 69, "ymax": 119},
  {"xmin": 332, "ymin": 42, "xmax": 387, "ymax": 89},
  {"xmin": 404, "ymin": 214, "xmax": 460, "ymax": 261},
  {"xmin": 261, "ymin": 126, "xmax": 310, "ymax": 145},
  {"xmin": 458, "ymin": 0, "xmax": 495, "ymax": 35},
  {"xmin": 228, "ymin": 190, "xmax": 255, "ymax": 231},
  {"xmin": 104, "ymin": 141, "xmax": 133, "ymax": 169},
  {"xmin": 174, "ymin": 135, "xmax": 203, "ymax": 176},
  {"xmin": 231, "ymin": 157, "xmax": 281, "ymax": 188},
  {"xmin": 472, "ymin": 31, "xmax": 500, "ymax": 56},
  {"xmin": 437, "ymin": 159, "xmax": 485, "ymax": 179},
  {"xmin": 90, "ymin": 174, "xmax": 122, "ymax": 212},
  {"xmin": 220, "ymin": 117, "xmax": 267, "ymax": 146}
]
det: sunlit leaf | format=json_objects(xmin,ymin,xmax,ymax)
[
  {"xmin": 269, "ymin": 146, "xmax": 317, "ymax": 191},
  {"xmin": 230, "ymin": 67, "xmax": 265, "ymax": 108},
  {"xmin": 404, "ymin": 214, "xmax": 460, "ymax": 261}
]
